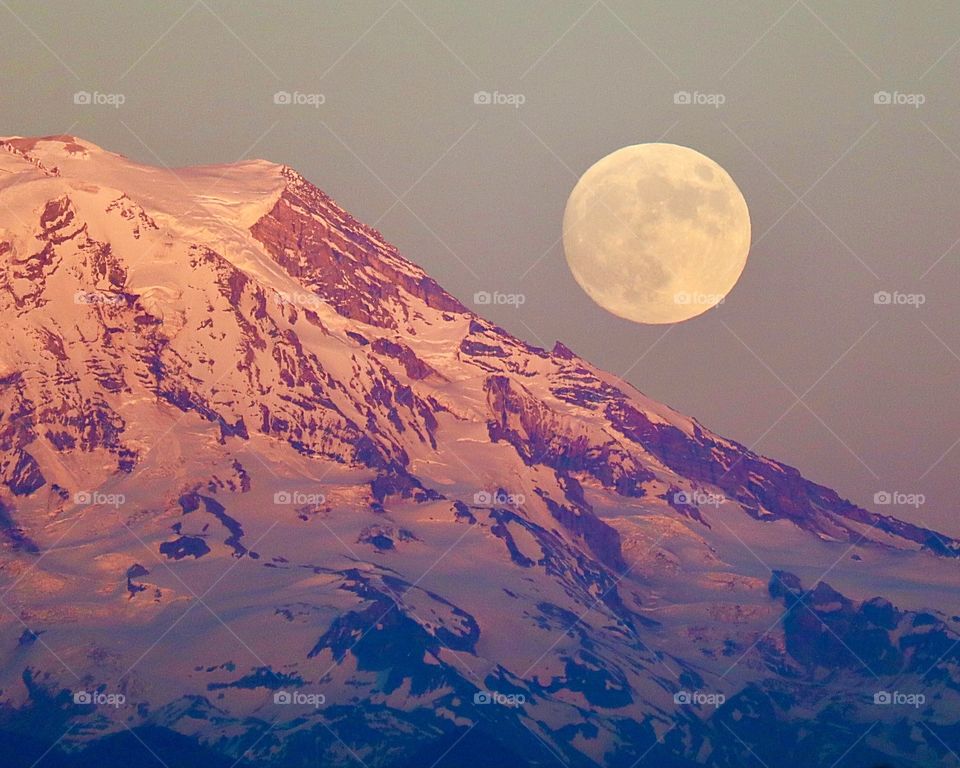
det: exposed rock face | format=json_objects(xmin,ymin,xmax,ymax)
[
  {"xmin": 4, "ymin": 450, "xmax": 45, "ymax": 496},
  {"xmin": 250, "ymin": 169, "xmax": 465, "ymax": 330},
  {"xmin": 770, "ymin": 571, "xmax": 960, "ymax": 676}
]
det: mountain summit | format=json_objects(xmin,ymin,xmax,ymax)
[{"xmin": 0, "ymin": 135, "xmax": 957, "ymax": 768}]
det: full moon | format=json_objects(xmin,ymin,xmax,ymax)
[{"xmin": 562, "ymin": 143, "xmax": 751, "ymax": 324}]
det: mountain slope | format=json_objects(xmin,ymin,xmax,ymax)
[{"xmin": 0, "ymin": 135, "xmax": 957, "ymax": 768}]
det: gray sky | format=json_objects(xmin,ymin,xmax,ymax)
[{"xmin": 2, "ymin": 1, "xmax": 958, "ymax": 533}]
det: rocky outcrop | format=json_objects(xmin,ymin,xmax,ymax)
[
  {"xmin": 250, "ymin": 170, "xmax": 464, "ymax": 330},
  {"xmin": 770, "ymin": 571, "xmax": 960, "ymax": 676}
]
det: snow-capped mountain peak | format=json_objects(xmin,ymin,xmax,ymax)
[{"xmin": 0, "ymin": 136, "xmax": 957, "ymax": 768}]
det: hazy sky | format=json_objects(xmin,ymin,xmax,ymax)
[{"xmin": 2, "ymin": 1, "xmax": 958, "ymax": 533}]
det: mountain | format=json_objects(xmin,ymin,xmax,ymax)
[{"xmin": 0, "ymin": 134, "xmax": 956, "ymax": 768}]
